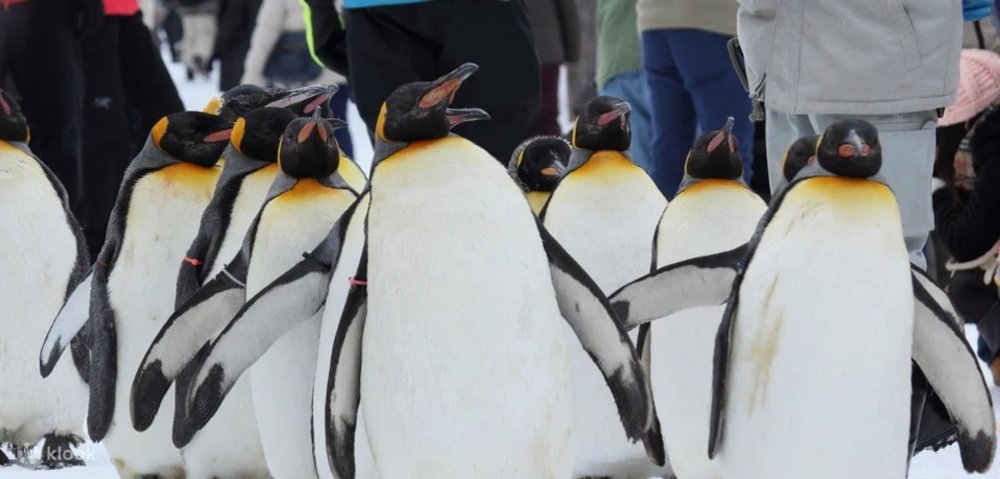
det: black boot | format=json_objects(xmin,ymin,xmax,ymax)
[
  {"xmin": 0, "ymin": 447, "xmax": 9, "ymax": 466},
  {"xmin": 40, "ymin": 434, "xmax": 84, "ymax": 469}
]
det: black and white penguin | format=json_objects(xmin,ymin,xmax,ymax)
[
  {"xmin": 778, "ymin": 134, "xmax": 819, "ymax": 187},
  {"xmin": 609, "ymin": 119, "xmax": 997, "ymax": 478},
  {"xmin": 543, "ymin": 95, "xmax": 669, "ymax": 479},
  {"xmin": 85, "ymin": 111, "xmax": 231, "ymax": 479},
  {"xmin": 134, "ymin": 113, "xmax": 359, "ymax": 479},
  {"xmin": 644, "ymin": 118, "xmax": 766, "ymax": 479},
  {"xmin": 170, "ymin": 64, "xmax": 660, "ymax": 478},
  {"xmin": 0, "ymin": 90, "xmax": 89, "ymax": 468},
  {"xmin": 507, "ymin": 135, "xmax": 568, "ymax": 214}
]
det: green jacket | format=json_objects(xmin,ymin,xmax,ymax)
[{"xmin": 596, "ymin": 0, "xmax": 641, "ymax": 89}]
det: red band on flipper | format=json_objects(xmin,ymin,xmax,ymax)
[
  {"xmin": 348, "ymin": 277, "xmax": 367, "ymax": 287},
  {"xmin": 183, "ymin": 257, "xmax": 202, "ymax": 267}
]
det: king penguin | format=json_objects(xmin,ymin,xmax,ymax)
[
  {"xmin": 170, "ymin": 64, "xmax": 661, "ymax": 479},
  {"xmin": 508, "ymin": 135, "xmax": 568, "ymax": 214},
  {"xmin": 0, "ymin": 90, "xmax": 89, "ymax": 468},
  {"xmin": 776, "ymin": 134, "xmax": 819, "ymax": 190},
  {"xmin": 542, "ymin": 95, "xmax": 669, "ymax": 479},
  {"xmin": 644, "ymin": 118, "xmax": 766, "ymax": 479},
  {"xmin": 609, "ymin": 119, "xmax": 997, "ymax": 478},
  {"xmin": 86, "ymin": 111, "xmax": 232, "ymax": 479}
]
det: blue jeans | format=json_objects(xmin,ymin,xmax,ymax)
[
  {"xmin": 642, "ymin": 29, "xmax": 754, "ymax": 198},
  {"xmin": 330, "ymin": 84, "xmax": 355, "ymax": 159},
  {"xmin": 600, "ymin": 70, "xmax": 654, "ymax": 174}
]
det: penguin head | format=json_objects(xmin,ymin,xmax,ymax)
[
  {"xmin": 231, "ymin": 107, "xmax": 298, "ymax": 162},
  {"xmin": 782, "ymin": 134, "xmax": 820, "ymax": 182},
  {"xmin": 219, "ymin": 85, "xmax": 280, "ymax": 122},
  {"xmin": 509, "ymin": 136, "xmax": 569, "ymax": 191},
  {"xmin": 0, "ymin": 90, "xmax": 29, "ymax": 143},
  {"xmin": 572, "ymin": 96, "xmax": 631, "ymax": 152},
  {"xmin": 684, "ymin": 117, "xmax": 743, "ymax": 181},
  {"xmin": 278, "ymin": 112, "xmax": 346, "ymax": 179},
  {"xmin": 816, "ymin": 120, "xmax": 882, "ymax": 178},
  {"xmin": 265, "ymin": 84, "xmax": 338, "ymax": 117},
  {"xmin": 151, "ymin": 112, "xmax": 233, "ymax": 166},
  {"xmin": 376, "ymin": 63, "xmax": 490, "ymax": 143}
]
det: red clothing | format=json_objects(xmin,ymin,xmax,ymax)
[{"xmin": 103, "ymin": 0, "xmax": 139, "ymax": 16}]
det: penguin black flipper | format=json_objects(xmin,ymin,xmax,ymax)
[
  {"xmin": 911, "ymin": 267, "xmax": 997, "ymax": 473},
  {"xmin": 608, "ymin": 245, "xmax": 747, "ymax": 331},
  {"xmin": 535, "ymin": 219, "xmax": 660, "ymax": 456},
  {"xmin": 324, "ymin": 247, "xmax": 368, "ymax": 479},
  {"xmin": 40, "ymin": 271, "xmax": 93, "ymax": 378},
  {"xmin": 181, "ymin": 197, "xmax": 364, "ymax": 438},
  {"xmin": 88, "ymin": 242, "xmax": 120, "ymax": 441},
  {"xmin": 131, "ymin": 251, "xmax": 250, "ymax": 432}
]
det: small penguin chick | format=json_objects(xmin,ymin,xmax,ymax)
[
  {"xmin": 509, "ymin": 136, "xmax": 569, "ymax": 192},
  {"xmin": 376, "ymin": 63, "xmax": 491, "ymax": 143},
  {"xmin": 231, "ymin": 107, "xmax": 299, "ymax": 161},
  {"xmin": 572, "ymin": 96, "xmax": 631, "ymax": 152},
  {"xmin": 0, "ymin": 90, "xmax": 29, "ymax": 142},
  {"xmin": 151, "ymin": 112, "xmax": 234, "ymax": 166},
  {"xmin": 278, "ymin": 111, "xmax": 347, "ymax": 178},
  {"xmin": 684, "ymin": 116, "xmax": 742, "ymax": 181},
  {"xmin": 782, "ymin": 134, "xmax": 820, "ymax": 182},
  {"xmin": 816, "ymin": 119, "xmax": 883, "ymax": 178}
]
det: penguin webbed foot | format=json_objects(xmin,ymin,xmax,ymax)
[{"xmin": 40, "ymin": 434, "xmax": 85, "ymax": 469}]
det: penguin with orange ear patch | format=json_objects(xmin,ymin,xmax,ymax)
[
  {"xmin": 86, "ymin": 111, "xmax": 232, "ymax": 479},
  {"xmin": 543, "ymin": 95, "xmax": 670, "ymax": 479},
  {"xmin": 508, "ymin": 135, "xmax": 568, "ymax": 214}
]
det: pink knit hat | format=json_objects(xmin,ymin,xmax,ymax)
[{"xmin": 941, "ymin": 49, "xmax": 1000, "ymax": 127}]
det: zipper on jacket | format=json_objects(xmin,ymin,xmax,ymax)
[{"xmin": 749, "ymin": 74, "xmax": 766, "ymax": 122}]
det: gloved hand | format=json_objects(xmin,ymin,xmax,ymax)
[
  {"xmin": 964, "ymin": 0, "xmax": 993, "ymax": 21},
  {"xmin": 72, "ymin": 0, "xmax": 105, "ymax": 37},
  {"xmin": 179, "ymin": 11, "xmax": 218, "ymax": 79},
  {"xmin": 303, "ymin": 0, "xmax": 350, "ymax": 76}
]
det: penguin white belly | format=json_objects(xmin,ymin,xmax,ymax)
[
  {"xmin": 544, "ymin": 157, "xmax": 667, "ymax": 477},
  {"xmin": 363, "ymin": 138, "xmax": 573, "ymax": 478},
  {"xmin": 206, "ymin": 164, "xmax": 279, "ymax": 277},
  {"xmin": 248, "ymin": 183, "xmax": 356, "ymax": 479},
  {"xmin": 313, "ymin": 196, "xmax": 377, "ymax": 479},
  {"xmin": 104, "ymin": 163, "xmax": 218, "ymax": 477},
  {"xmin": 719, "ymin": 179, "xmax": 912, "ymax": 479},
  {"xmin": 182, "ymin": 165, "xmax": 277, "ymax": 479},
  {"xmin": 0, "ymin": 146, "xmax": 85, "ymax": 444},
  {"xmin": 651, "ymin": 183, "xmax": 765, "ymax": 479}
]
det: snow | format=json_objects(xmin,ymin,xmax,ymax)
[{"xmin": 6, "ymin": 51, "xmax": 1000, "ymax": 479}]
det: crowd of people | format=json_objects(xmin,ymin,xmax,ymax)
[{"xmin": 6, "ymin": 0, "xmax": 1000, "ymax": 384}]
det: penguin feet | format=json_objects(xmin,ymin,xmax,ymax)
[{"xmin": 40, "ymin": 434, "xmax": 84, "ymax": 469}]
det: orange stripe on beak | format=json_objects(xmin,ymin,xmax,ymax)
[
  {"xmin": 298, "ymin": 121, "xmax": 316, "ymax": 143},
  {"xmin": 203, "ymin": 129, "xmax": 233, "ymax": 143}
]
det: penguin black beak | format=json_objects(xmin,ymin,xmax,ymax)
[
  {"xmin": 327, "ymin": 118, "xmax": 348, "ymax": 130},
  {"xmin": 0, "ymin": 94, "xmax": 11, "ymax": 116},
  {"xmin": 420, "ymin": 63, "xmax": 479, "ymax": 111},
  {"xmin": 708, "ymin": 117, "xmax": 736, "ymax": 154},
  {"xmin": 203, "ymin": 129, "xmax": 233, "ymax": 143},
  {"xmin": 445, "ymin": 108, "xmax": 490, "ymax": 128},
  {"xmin": 267, "ymin": 84, "xmax": 338, "ymax": 114},
  {"xmin": 597, "ymin": 102, "xmax": 631, "ymax": 127}
]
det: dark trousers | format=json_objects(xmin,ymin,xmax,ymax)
[
  {"xmin": 345, "ymin": 0, "xmax": 541, "ymax": 163},
  {"xmin": 539, "ymin": 63, "xmax": 561, "ymax": 136},
  {"xmin": 82, "ymin": 13, "xmax": 184, "ymax": 256},
  {"xmin": 329, "ymin": 84, "xmax": 354, "ymax": 159},
  {"xmin": 642, "ymin": 29, "xmax": 754, "ymax": 198},
  {"xmin": 0, "ymin": 0, "xmax": 85, "ymax": 213}
]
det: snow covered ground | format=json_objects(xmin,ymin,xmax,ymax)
[{"xmin": 6, "ymin": 53, "xmax": 1000, "ymax": 479}]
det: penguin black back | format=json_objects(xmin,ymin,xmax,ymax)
[
  {"xmin": 782, "ymin": 134, "xmax": 820, "ymax": 182},
  {"xmin": 376, "ymin": 63, "xmax": 489, "ymax": 143},
  {"xmin": 0, "ymin": 90, "xmax": 29, "ymax": 143},
  {"xmin": 279, "ymin": 115, "xmax": 346, "ymax": 178},
  {"xmin": 685, "ymin": 117, "xmax": 742, "ymax": 181},
  {"xmin": 816, "ymin": 119, "xmax": 882, "ymax": 178},
  {"xmin": 572, "ymin": 96, "xmax": 631, "ymax": 152},
  {"xmin": 152, "ymin": 112, "xmax": 233, "ymax": 165},
  {"xmin": 510, "ymin": 136, "xmax": 569, "ymax": 191},
  {"xmin": 233, "ymin": 107, "xmax": 298, "ymax": 162}
]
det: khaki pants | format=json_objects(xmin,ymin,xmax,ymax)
[{"xmin": 765, "ymin": 108, "xmax": 938, "ymax": 268}]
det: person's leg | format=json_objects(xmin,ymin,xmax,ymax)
[
  {"xmin": 764, "ymin": 107, "xmax": 816, "ymax": 190},
  {"xmin": 118, "ymin": 12, "xmax": 184, "ymax": 142},
  {"xmin": 344, "ymin": 5, "xmax": 437, "ymax": 141},
  {"xmin": 600, "ymin": 69, "xmax": 654, "ymax": 174},
  {"xmin": 811, "ymin": 111, "xmax": 937, "ymax": 267},
  {"xmin": 668, "ymin": 29, "xmax": 755, "ymax": 184},
  {"xmin": 439, "ymin": 0, "xmax": 541, "ymax": 162},
  {"xmin": 643, "ymin": 29, "xmax": 695, "ymax": 198},
  {"xmin": 4, "ymin": 0, "xmax": 85, "ymax": 213},
  {"xmin": 81, "ymin": 16, "xmax": 132, "ymax": 257},
  {"xmin": 538, "ymin": 63, "xmax": 561, "ymax": 136},
  {"xmin": 330, "ymin": 83, "xmax": 354, "ymax": 159}
]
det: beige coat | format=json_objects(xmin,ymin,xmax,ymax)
[
  {"xmin": 636, "ymin": 0, "xmax": 739, "ymax": 35},
  {"xmin": 241, "ymin": 0, "xmax": 345, "ymax": 86}
]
